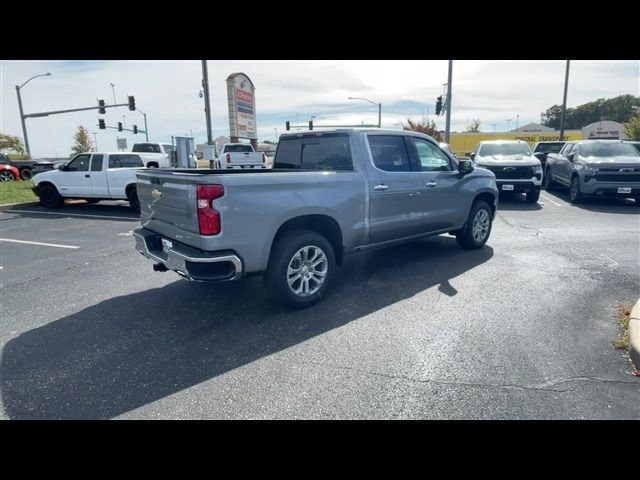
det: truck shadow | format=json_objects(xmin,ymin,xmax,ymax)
[
  {"xmin": 496, "ymin": 192, "xmax": 543, "ymax": 211},
  {"xmin": 1, "ymin": 236, "xmax": 492, "ymax": 419},
  {"xmin": 0, "ymin": 202, "xmax": 139, "ymax": 222},
  {"xmin": 544, "ymin": 189, "xmax": 639, "ymax": 214}
]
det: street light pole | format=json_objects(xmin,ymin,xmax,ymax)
[
  {"xmin": 137, "ymin": 107, "xmax": 149, "ymax": 142},
  {"xmin": 559, "ymin": 60, "xmax": 571, "ymax": 141},
  {"xmin": 110, "ymin": 83, "xmax": 116, "ymax": 104},
  {"xmin": 201, "ymin": 60, "xmax": 214, "ymax": 166},
  {"xmin": 506, "ymin": 118, "xmax": 513, "ymax": 131},
  {"xmin": 92, "ymin": 132, "xmax": 98, "ymax": 150},
  {"xmin": 445, "ymin": 60, "xmax": 453, "ymax": 143},
  {"xmin": 274, "ymin": 128, "xmax": 278, "ymax": 142},
  {"xmin": 15, "ymin": 72, "xmax": 51, "ymax": 156},
  {"xmin": 348, "ymin": 97, "xmax": 382, "ymax": 128},
  {"xmin": 516, "ymin": 114, "xmax": 520, "ymax": 131}
]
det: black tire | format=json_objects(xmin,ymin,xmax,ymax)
[
  {"xmin": 38, "ymin": 184, "xmax": 64, "ymax": 208},
  {"xmin": 265, "ymin": 230, "xmax": 335, "ymax": 308},
  {"xmin": 0, "ymin": 170, "xmax": 16, "ymax": 182},
  {"xmin": 127, "ymin": 187, "xmax": 140, "ymax": 213},
  {"xmin": 569, "ymin": 175, "xmax": 583, "ymax": 204},
  {"xmin": 542, "ymin": 168, "xmax": 554, "ymax": 190},
  {"xmin": 20, "ymin": 168, "xmax": 33, "ymax": 180},
  {"xmin": 526, "ymin": 191, "xmax": 540, "ymax": 203},
  {"xmin": 456, "ymin": 200, "xmax": 493, "ymax": 250},
  {"xmin": 147, "ymin": 163, "xmax": 159, "ymax": 168},
  {"xmin": 85, "ymin": 199, "xmax": 100, "ymax": 204}
]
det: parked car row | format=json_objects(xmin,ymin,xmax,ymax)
[{"xmin": 466, "ymin": 139, "xmax": 640, "ymax": 205}]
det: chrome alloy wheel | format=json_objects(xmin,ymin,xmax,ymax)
[
  {"xmin": 472, "ymin": 208, "xmax": 490, "ymax": 242},
  {"xmin": 287, "ymin": 245, "xmax": 328, "ymax": 297}
]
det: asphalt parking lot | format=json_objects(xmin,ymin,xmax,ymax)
[{"xmin": 1, "ymin": 191, "xmax": 638, "ymax": 419}]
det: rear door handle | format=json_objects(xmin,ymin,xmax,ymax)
[
  {"xmin": 425, "ymin": 181, "xmax": 437, "ymax": 187},
  {"xmin": 373, "ymin": 184, "xmax": 389, "ymax": 191},
  {"xmin": 85, "ymin": 174, "xmax": 90, "ymax": 178}
]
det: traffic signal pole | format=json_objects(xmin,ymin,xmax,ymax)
[
  {"xmin": 24, "ymin": 102, "xmax": 129, "ymax": 119},
  {"xmin": 445, "ymin": 60, "xmax": 452, "ymax": 143}
]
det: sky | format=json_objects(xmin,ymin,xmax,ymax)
[{"xmin": 1, "ymin": 60, "xmax": 638, "ymax": 158}]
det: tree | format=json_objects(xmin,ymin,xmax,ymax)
[
  {"xmin": 71, "ymin": 125, "xmax": 94, "ymax": 154},
  {"xmin": 465, "ymin": 119, "xmax": 481, "ymax": 132},
  {"xmin": 401, "ymin": 119, "xmax": 443, "ymax": 141},
  {"xmin": 0, "ymin": 133, "xmax": 26, "ymax": 154},
  {"xmin": 540, "ymin": 94, "xmax": 640, "ymax": 129},
  {"xmin": 624, "ymin": 113, "xmax": 640, "ymax": 141}
]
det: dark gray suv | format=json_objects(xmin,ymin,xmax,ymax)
[{"xmin": 544, "ymin": 140, "xmax": 640, "ymax": 204}]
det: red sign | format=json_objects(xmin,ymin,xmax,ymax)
[{"xmin": 236, "ymin": 90, "xmax": 253, "ymax": 103}]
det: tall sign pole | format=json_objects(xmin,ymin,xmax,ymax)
[
  {"xmin": 202, "ymin": 60, "xmax": 214, "ymax": 166},
  {"xmin": 559, "ymin": 60, "xmax": 571, "ymax": 141},
  {"xmin": 445, "ymin": 60, "xmax": 453, "ymax": 144}
]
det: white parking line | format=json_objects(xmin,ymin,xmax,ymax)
[
  {"xmin": 5, "ymin": 209, "xmax": 136, "ymax": 221},
  {"xmin": 540, "ymin": 193, "xmax": 562, "ymax": 206},
  {"xmin": 0, "ymin": 238, "xmax": 80, "ymax": 249}
]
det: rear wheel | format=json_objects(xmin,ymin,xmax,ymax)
[
  {"xmin": 456, "ymin": 200, "xmax": 493, "ymax": 250},
  {"xmin": 20, "ymin": 168, "xmax": 33, "ymax": 180},
  {"xmin": 38, "ymin": 184, "xmax": 64, "ymax": 208},
  {"xmin": 0, "ymin": 170, "xmax": 16, "ymax": 182},
  {"xmin": 526, "ymin": 191, "xmax": 540, "ymax": 203},
  {"xmin": 266, "ymin": 230, "xmax": 335, "ymax": 308},
  {"xmin": 127, "ymin": 187, "xmax": 140, "ymax": 213},
  {"xmin": 569, "ymin": 175, "xmax": 583, "ymax": 204}
]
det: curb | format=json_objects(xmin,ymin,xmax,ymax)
[
  {"xmin": 0, "ymin": 201, "xmax": 39, "ymax": 209},
  {"xmin": 630, "ymin": 299, "xmax": 640, "ymax": 371}
]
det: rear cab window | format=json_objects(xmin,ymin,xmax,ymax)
[
  {"xmin": 108, "ymin": 154, "xmax": 144, "ymax": 168},
  {"xmin": 274, "ymin": 133, "xmax": 353, "ymax": 171},
  {"xmin": 225, "ymin": 145, "xmax": 254, "ymax": 153}
]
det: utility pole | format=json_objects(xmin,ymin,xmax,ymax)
[
  {"xmin": 559, "ymin": 60, "xmax": 571, "ymax": 141},
  {"xmin": 201, "ymin": 60, "xmax": 214, "ymax": 167},
  {"xmin": 445, "ymin": 60, "xmax": 453, "ymax": 143}
]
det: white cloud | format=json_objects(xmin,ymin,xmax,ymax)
[{"xmin": 1, "ymin": 60, "xmax": 637, "ymax": 157}]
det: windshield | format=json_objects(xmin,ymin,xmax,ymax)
[
  {"xmin": 479, "ymin": 143, "xmax": 532, "ymax": 156},
  {"xmin": 580, "ymin": 142, "xmax": 639, "ymax": 157},
  {"xmin": 534, "ymin": 143, "xmax": 564, "ymax": 153}
]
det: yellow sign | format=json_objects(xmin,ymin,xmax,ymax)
[{"xmin": 448, "ymin": 131, "xmax": 582, "ymax": 157}]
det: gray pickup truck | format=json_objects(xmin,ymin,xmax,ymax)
[{"xmin": 133, "ymin": 129, "xmax": 498, "ymax": 307}]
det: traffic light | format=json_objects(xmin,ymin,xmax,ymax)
[
  {"xmin": 286, "ymin": 121, "xmax": 290, "ymax": 131},
  {"xmin": 128, "ymin": 95, "xmax": 136, "ymax": 111},
  {"xmin": 98, "ymin": 119, "xmax": 106, "ymax": 129},
  {"xmin": 309, "ymin": 120, "xmax": 313, "ymax": 131},
  {"xmin": 98, "ymin": 99, "xmax": 106, "ymax": 114},
  {"xmin": 435, "ymin": 96, "xmax": 443, "ymax": 116},
  {"xmin": 133, "ymin": 125, "xmax": 138, "ymax": 134},
  {"xmin": 118, "ymin": 122, "xmax": 123, "ymax": 132}
]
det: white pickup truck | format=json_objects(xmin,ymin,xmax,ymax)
[
  {"xmin": 131, "ymin": 142, "xmax": 175, "ymax": 168},
  {"xmin": 32, "ymin": 152, "xmax": 145, "ymax": 212},
  {"xmin": 214, "ymin": 143, "xmax": 267, "ymax": 169}
]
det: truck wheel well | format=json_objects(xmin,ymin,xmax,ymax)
[
  {"xmin": 474, "ymin": 192, "xmax": 496, "ymax": 216},
  {"xmin": 271, "ymin": 215, "xmax": 344, "ymax": 265},
  {"xmin": 125, "ymin": 184, "xmax": 136, "ymax": 196},
  {"xmin": 36, "ymin": 181, "xmax": 56, "ymax": 192},
  {"xmin": 147, "ymin": 162, "xmax": 159, "ymax": 168}
]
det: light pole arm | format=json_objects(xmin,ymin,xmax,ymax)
[{"xmin": 19, "ymin": 73, "xmax": 51, "ymax": 90}]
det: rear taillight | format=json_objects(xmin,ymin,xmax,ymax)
[
  {"xmin": 196, "ymin": 184, "xmax": 224, "ymax": 235},
  {"xmin": 226, "ymin": 153, "xmax": 231, "ymax": 164}
]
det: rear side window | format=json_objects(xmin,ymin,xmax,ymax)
[
  {"xmin": 109, "ymin": 154, "xmax": 144, "ymax": 168},
  {"xmin": 274, "ymin": 134, "xmax": 353, "ymax": 171},
  {"xmin": 90, "ymin": 154, "xmax": 104, "ymax": 171},
  {"xmin": 368, "ymin": 135, "xmax": 412, "ymax": 172}
]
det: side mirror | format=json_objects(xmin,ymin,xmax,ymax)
[
  {"xmin": 58, "ymin": 164, "xmax": 67, "ymax": 171},
  {"xmin": 468, "ymin": 152, "xmax": 476, "ymax": 160},
  {"xmin": 566, "ymin": 153, "xmax": 574, "ymax": 162},
  {"xmin": 458, "ymin": 159, "xmax": 474, "ymax": 175}
]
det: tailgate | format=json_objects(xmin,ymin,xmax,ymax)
[
  {"xmin": 136, "ymin": 170, "xmax": 202, "ymax": 248},
  {"xmin": 228, "ymin": 152, "xmax": 264, "ymax": 166}
]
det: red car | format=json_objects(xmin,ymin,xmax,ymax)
[{"xmin": 0, "ymin": 163, "xmax": 22, "ymax": 182}]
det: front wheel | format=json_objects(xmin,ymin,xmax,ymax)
[
  {"xmin": 38, "ymin": 184, "xmax": 64, "ymax": 208},
  {"xmin": 0, "ymin": 170, "xmax": 16, "ymax": 182},
  {"xmin": 569, "ymin": 175, "xmax": 583, "ymax": 204},
  {"xmin": 265, "ymin": 230, "xmax": 335, "ymax": 308},
  {"xmin": 456, "ymin": 200, "xmax": 493, "ymax": 250},
  {"xmin": 127, "ymin": 187, "xmax": 140, "ymax": 213},
  {"xmin": 526, "ymin": 191, "xmax": 540, "ymax": 203}
]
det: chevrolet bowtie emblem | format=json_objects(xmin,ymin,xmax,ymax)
[{"xmin": 151, "ymin": 189, "xmax": 162, "ymax": 200}]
